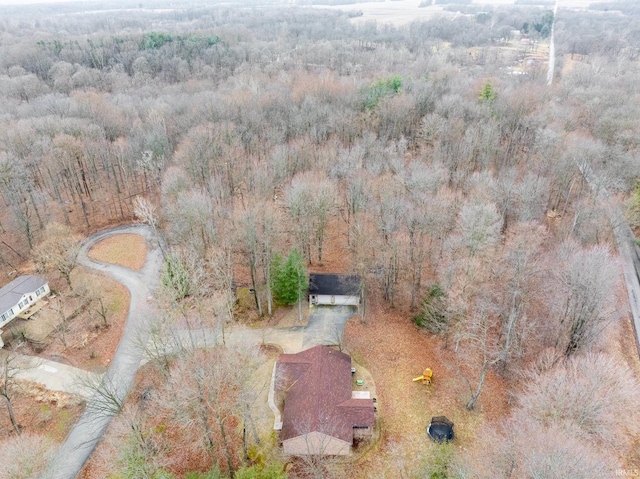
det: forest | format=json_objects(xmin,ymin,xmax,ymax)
[{"xmin": 1, "ymin": 0, "xmax": 640, "ymax": 478}]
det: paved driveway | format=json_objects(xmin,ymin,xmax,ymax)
[
  {"xmin": 163, "ymin": 305, "xmax": 357, "ymax": 357},
  {"xmin": 38, "ymin": 223, "xmax": 356, "ymax": 479},
  {"xmin": 302, "ymin": 305, "xmax": 357, "ymax": 350},
  {"xmin": 43, "ymin": 225, "xmax": 163, "ymax": 479}
]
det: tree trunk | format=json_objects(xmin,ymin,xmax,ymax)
[
  {"xmin": 219, "ymin": 418, "xmax": 235, "ymax": 478},
  {"xmin": 242, "ymin": 424, "xmax": 248, "ymax": 462},
  {"xmin": 2, "ymin": 395, "xmax": 20, "ymax": 435},
  {"xmin": 265, "ymin": 263, "xmax": 273, "ymax": 316},
  {"xmin": 467, "ymin": 363, "xmax": 488, "ymax": 411},
  {"xmin": 359, "ymin": 283, "xmax": 367, "ymax": 324},
  {"xmin": 298, "ymin": 268, "xmax": 304, "ymax": 322},
  {"xmin": 195, "ymin": 374, "xmax": 215, "ymax": 455},
  {"xmin": 63, "ymin": 271, "xmax": 73, "ymax": 290},
  {"xmin": 249, "ymin": 255, "xmax": 262, "ymax": 316}
]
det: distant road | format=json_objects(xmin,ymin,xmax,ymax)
[
  {"xmin": 42, "ymin": 225, "xmax": 163, "ymax": 479},
  {"xmin": 577, "ymin": 163, "xmax": 640, "ymax": 353},
  {"xmin": 547, "ymin": 0, "xmax": 558, "ymax": 85}
]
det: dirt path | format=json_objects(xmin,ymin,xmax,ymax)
[{"xmin": 42, "ymin": 225, "xmax": 163, "ymax": 479}]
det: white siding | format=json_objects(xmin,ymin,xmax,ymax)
[
  {"xmin": 0, "ymin": 282, "xmax": 50, "ymax": 329},
  {"xmin": 315, "ymin": 294, "xmax": 359, "ymax": 306}
]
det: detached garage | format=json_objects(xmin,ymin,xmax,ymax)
[{"xmin": 308, "ymin": 274, "xmax": 361, "ymax": 307}]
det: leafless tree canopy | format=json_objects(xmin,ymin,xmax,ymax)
[{"xmin": 0, "ymin": 0, "xmax": 639, "ymax": 476}]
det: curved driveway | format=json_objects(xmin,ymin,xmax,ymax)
[
  {"xmin": 43, "ymin": 225, "xmax": 163, "ymax": 479},
  {"xmin": 41, "ymin": 225, "xmax": 356, "ymax": 479}
]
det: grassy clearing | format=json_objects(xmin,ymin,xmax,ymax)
[{"xmin": 88, "ymin": 234, "xmax": 147, "ymax": 271}]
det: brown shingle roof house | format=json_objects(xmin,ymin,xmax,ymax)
[{"xmin": 276, "ymin": 345, "xmax": 374, "ymax": 456}]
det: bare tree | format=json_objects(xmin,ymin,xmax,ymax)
[
  {"xmin": 133, "ymin": 196, "xmax": 165, "ymax": 257},
  {"xmin": 162, "ymin": 188, "xmax": 215, "ymax": 261},
  {"xmin": 404, "ymin": 199, "xmax": 429, "ymax": 311},
  {"xmin": 210, "ymin": 245, "xmax": 236, "ymax": 324},
  {"xmin": 241, "ymin": 209, "xmax": 263, "ymax": 316},
  {"xmin": 0, "ymin": 354, "xmax": 21, "ymax": 435},
  {"xmin": 493, "ymin": 223, "xmax": 545, "ymax": 370},
  {"xmin": 340, "ymin": 171, "xmax": 367, "ymax": 247},
  {"xmin": 34, "ymin": 222, "xmax": 80, "ymax": 290},
  {"xmin": 447, "ymin": 222, "xmax": 543, "ymax": 409},
  {"xmin": 159, "ymin": 343, "xmax": 263, "ymax": 478},
  {"xmin": 553, "ymin": 241, "xmax": 618, "ymax": 357},
  {"xmin": 0, "ymin": 432, "xmax": 54, "ymax": 479},
  {"xmin": 458, "ymin": 201, "xmax": 501, "ymax": 257},
  {"xmin": 81, "ymin": 387, "xmax": 172, "ymax": 479},
  {"xmin": 459, "ymin": 352, "xmax": 639, "ymax": 478},
  {"xmin": 0, "ymin": 153, "xmax": 42, "ymax": 250},
  {"xmin": 519, "ymin": 353, "xmax": 640, "ymax": 446},
  {"xmin": 457, "ymin": 413, "xmax": 619, "ymax": 479},
  {"xmin": 372, "ymin": 183, "xmax": 405, "ymax": 307},
  {"xmin": 459, "ymin": 300, "xmax": 502, "ymax": 411},
  {"xmin": 286, "ymin": 172, "xmax": 337, "ymax": 264}
]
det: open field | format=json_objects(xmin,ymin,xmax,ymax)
[{"xmin": 313, "ymin": 0, "xmax": 597, "ymax": 26}]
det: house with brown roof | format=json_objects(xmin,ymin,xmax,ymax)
[{"xmin": 276, "ymin": 345, "xmax": 374, "ymax": 456}]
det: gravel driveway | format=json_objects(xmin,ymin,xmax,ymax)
[{"xmin": 42, "ymin": 225, "xmax": 163, "ymax": 479}]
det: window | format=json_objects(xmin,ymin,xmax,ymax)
[{"xmin": 18, "ymin": 301, "xmax": 24, "ymax": 309}]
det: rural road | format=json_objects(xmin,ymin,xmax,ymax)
[
  {"xmin": 42, "ymin": 224, "xmax": 163, "ymax": 479},
  {"xmin": 578, "ymin": 163, "xmax": 640, "ymax": 352},
  {"xmin": 546, "ymin": 4, "xmax": 640, "ymax": 350},
  {"xmin": 546, "ymin": 0, "xmax": 558, "ymax": 85}
]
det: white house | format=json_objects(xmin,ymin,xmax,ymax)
[
  {"xmin": 308, "ymin": 274, "xmax": 361, "ymax": 307},
  {"xmin": 0, "ymin": 275, "xmax": 50, "ymax": 329}
]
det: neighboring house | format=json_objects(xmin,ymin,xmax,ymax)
[
  {"xmin": 276, "ymin": 345, "xmax": 374, "ymax": 456},
  {"xmin": 308, "ymin": 273, "xmax": 361, "ymax": 307},
  {"xmin": 0, "ymin": 275, "xmax": 50, "ymax": 329}
]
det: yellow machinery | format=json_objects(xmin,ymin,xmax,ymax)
[{"xmin": 413, "ymin": 368, "xmax": 433, "ymax": 385}]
